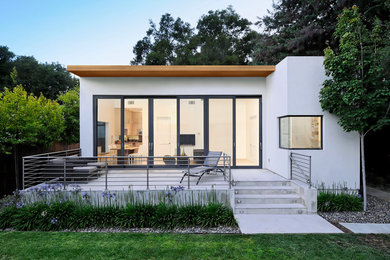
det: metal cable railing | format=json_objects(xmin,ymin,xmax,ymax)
[
  {"xmin": 23, "ymin": 150, "xmax": 232, "ymax": 190},
  {"xmin": 290, "ymin": 152, "xmax": 311, "ymax": 188}
]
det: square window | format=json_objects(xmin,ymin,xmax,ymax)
[{"xmin": 279, "ymin": 116, "xmax": 322, "ymax": 149}]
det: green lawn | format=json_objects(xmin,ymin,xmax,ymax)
[{"xmin": 0, "ymin": 232, "xmax": 389, "ymax": 259}]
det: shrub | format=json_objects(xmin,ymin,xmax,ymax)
[
  {"xmin": 0, "ymin": 202, "xmax": 236, "ymax": 231},
  {"xmin": 317, "ymin": 192, "xmax": 363, "ymax": 212}
]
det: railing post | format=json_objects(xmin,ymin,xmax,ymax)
[
  {"xmin": 22, "ymin": 157, "xmax": 25, "ymax": 190},
  {"xmin": 229, "ymin": 156, "xmax": 232, "ymax": 189},
  {"xmin": 223, "ymin": 153, "xmax": 226, "ymax": 181},
  {"xmin": 63, "ymin": 158, "xmax": 67, "ymax": 186},
  {"xmin": 309, "ymin": 156, "xmax": 312, "ymax": 188},
  {"xmin": 290, "ymin": 153, "xmax": 292, "ymax": 180},
  {"xmin": 187, "ymin": 158, "xmax": 190, "ymax": 189},
  {"xmin": 105, "ymin": 157, "xmax": 108, "ymax": 190},
  {"xmin": 147, "ymin": 157, "xmax": 150, "ymax": 190}
]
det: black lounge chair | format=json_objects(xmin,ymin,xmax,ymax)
[{"xmin": 179, "ymin": 151, "xmax": 222, "ymax": 185}]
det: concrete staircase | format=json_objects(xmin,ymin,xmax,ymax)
[{"xmin": 233, "ymin": 180, "xmax": 307, "ymax": 214}]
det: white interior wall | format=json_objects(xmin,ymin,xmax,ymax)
[{"xmin": 209, "ymin": 99, "xmax": 233, "ymax": 156}]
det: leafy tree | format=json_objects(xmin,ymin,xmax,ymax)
[
  {"xmin": 131, "ymin": 7, "xmax": 257, "ymax": 65},
  {"xmin": 190, "ymin": 6, "xmax": 257, "ymax": 65},
  {"xmin": 58, "ymin": 87, "xmax": 80, "ymax": 145},
  {"xmin": 253, "ymin": 0, "xmax": 390, "ymax": 65},
  {"xmin": 0, "ymin": 46, "xmax": 79, "ymax": 99},
  {"xmin": 131, "ymin": 14, "xmax": 194, "ymax": 65},
  {"xmin": 0, "ymin": 46, "xmax": 15, "ymax": 86},
  {"xmin": 0, "ymin": 85, "xmax": 64, "ymax": 189},
  {"xmin": 319, "ymin": 6, "xmax": 390, "ymax": 210}
]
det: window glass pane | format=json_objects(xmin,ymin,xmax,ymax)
[
  {"xmin": 236, "ymin": 99, "xmax": 259, "ymax": 166},
  {"xmin": 180, "ymin": 99, "xmax": 203, "ymax": 158},
  {"xmin": 154, "ymin": 99, "xmax": 177, "ymax": 164},
  {"xmin": 280, "ymin": 116, "xmax": 322, "ymax": 149},
  {"xmin": 209, "ymin": 99, "xmax": 233, "ymax": 163},
  {"xmin": 124, "ymin": 99, "xmax": 148, "ymax": 164},
  {"xmin": 97, "ymin": 99, "xmax": 121, "ymax": 156}
]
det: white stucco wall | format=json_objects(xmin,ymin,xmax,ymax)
[
  {"xmin": 264, "ymin": 57, "xmax": 360, "ymax": 188},
  {"xmin": 79, "ymin": 57, "xmax": 360, "ymax": 189},
  {"xmin": 80, "ymin": 77, "xmax": 266, "ymax": 157}
]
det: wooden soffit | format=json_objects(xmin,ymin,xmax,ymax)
[{"xmin": 67, "ymin": 65, "xmax": 275, "ymax": 77}]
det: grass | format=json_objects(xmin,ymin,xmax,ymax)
[{"xmin": 0, "ymin": 232, "xmax": 389, "ymax": 259}]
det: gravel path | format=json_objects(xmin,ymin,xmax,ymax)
[{"xmin": 319, "ymin": 195, "xmax": 390, "ymax": 224}]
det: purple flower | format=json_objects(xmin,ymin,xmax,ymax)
[
  {"xmin": 101, "ymin": 191, "xmax": 115, "ymax": 199},
  {"xmin": 165, "ymin": 191, "xmax": 171, "ymax": 197},
  {"xmin": 50, "ymin": 218, "xmax": 58, "ymax": 225},
  {"xmin": 16, "ymin": 202, "xmax": 25, "ymax": 208},
  {"xmin": 69, "ymin": 184, "xmax": 82, "ymax": 193},
  {"xmin": 82, "ymin": 192, "xmax": 90, "ymax": 199}
]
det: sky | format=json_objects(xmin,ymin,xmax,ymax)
[{"xmin": 0, "ymin": 0, "xmax": 274, "ymax": 66}]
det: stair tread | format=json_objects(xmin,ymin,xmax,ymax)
[
  {"xmin": 235, "ymin": 203, "xmax": 306, "ymax": 209},
  {"xmin": 235, "ymin": 194, "xmax": 300, "ymax": 199},
  {"xmin": 234, "ymin": 186, "xmax": 295, "ymax": 190}
]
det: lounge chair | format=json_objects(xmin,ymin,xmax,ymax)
[{"xmin": 179, "ymin": 151, "xmax": 222, "ymax": 185}]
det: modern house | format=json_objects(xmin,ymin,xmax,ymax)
[
  {"xmin": 66, "ymin": 56, "xmax": 359, "ymax": 189},
  {"xmin": 21, "ymin": 56, "xmax": 360, "ymax": 215}
]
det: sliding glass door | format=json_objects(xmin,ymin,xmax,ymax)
[
  {"xmin": 209, "ymin": 99, "xmax": 233, "ymax": 165},
  {"xmin": 124, "ymin": 99, "xmax": 149, "ymax": 164},
  {"xmin": 153, "ymin": 99, "xmax": 177, "ymax": 164},
  {"xmin": 179, "ymin": 99, "xmax": 204, "ymax": 158},
  {"xmin": 95, "ymin": 96, "xmax": 261, "ymax": 168},
  {"xmin": 97, "ymin": 99, "xmax": 121, "ymax": 156},
  {"xmin": 235, "ymin": 98, "xmax": 260, "ymax": 166}
]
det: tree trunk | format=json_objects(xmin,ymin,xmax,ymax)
[
  {"xmin": 360, "ymin": 134, "xmax": 367, "ymax": 211},
  {"xmin": 13, "ymin": 144, "xmax": 20, "ymax": 190}
]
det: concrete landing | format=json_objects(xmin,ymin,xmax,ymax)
[
  {"xmin": 236, "ymin": 214, "xmax": 342, "ymax": 234},
  {"xmin": 340, "ymin": 223, "xmax": 390, "ymax": 233}
]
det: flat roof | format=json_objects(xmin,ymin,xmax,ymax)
[{"xmin": 66, "ymin": 65, "xmax": 275, "ymax": 77}]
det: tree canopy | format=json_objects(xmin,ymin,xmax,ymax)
[
  {"xmin": 319, "ymin": 6, "xmax": 390, "ymax": 210},
  {"xmin": 58, "ymin": 87, "xmax": 80, "ymax": 145},
  {"xmin": 0, "ymin": 46, "xmax": 79, "ymax": 100},
  {"xmin": 131, "ymin": 6, "xmax": 257, "ymax": 65},
  {"xmin": 253, "ymin": 0, "xmax": 390, "ymax": 65},
  {"xmin": 0, "ymin": 85, "xmax": 65, "ymax": 154}
]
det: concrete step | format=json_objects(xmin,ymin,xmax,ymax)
[
  {"xmin": 234, "ymin": 203, "xmax": 307, "ymax": 214},
  {"xmin": 235, "ymin": 194, "xmax": 302, "ymax": 204},
  {"xmin": 234, "ymin": 186, "xmax": 297, "ymax": 195},
  {"xmin": 233, "ymin": 181, "xmax": 290, "ymax": 187}
]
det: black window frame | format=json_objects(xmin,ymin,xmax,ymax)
[{"xmin": 278, "ymin": 115, "xmax": 323, "ymax": 150}]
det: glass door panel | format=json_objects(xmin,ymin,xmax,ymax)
[
  {"xmin": 97, "ymin": 99, "xmax": 121, "ymax": 158},
  {"xmin": 180, "ymin": 99, "xmax": 204, "ymax": 165},
  {"xmin": 124, "ymin": 99, "xmax": 149, "ymax": 165},
  {"xmin": 209, "ymin": 99, "xmax": 233, "ymax": 165},
  {"xmin": 153, "ymin": 99, "xmax": 177, "ymax": 165},
  {"xmin": 236, "ymin": 98, "xmax": 259, "ymax": 166}
]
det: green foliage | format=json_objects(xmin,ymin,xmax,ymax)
[
  {"xmin": 317, "ymin": 192, "xmax": 363, "ymax": 212},
  {"xmin": 0, "ymin": 46, "xmax": 79, "ymax": 99},
  {"xmin": 57, "ymin": 87, "xmax": 80, "ymax": 144},
  {"xmin": 0, "ymin": 85, "xmax": 65, "ymax": 154},
  {"xmin": 0, "ymin": 202, "xmax": 236, "ymax": 231},
  {"xmin": 253, "ymin": 0, "xmax": 390, "ymax": 65},
  {"xmin": 131, "ymin": 6, "xmax": 256, "ymax": 65},
  {"xmin": 319, "ymin": 6, "xmax": 390, "ymax": 134}
]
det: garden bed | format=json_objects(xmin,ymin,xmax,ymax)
[
  {"xmin": 0, "ymin": 184, "xmax": 237, "ymax": 232},
  {"xmin": 319, "ymin": 195, "xmax": 390, "ymax": 224}
]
